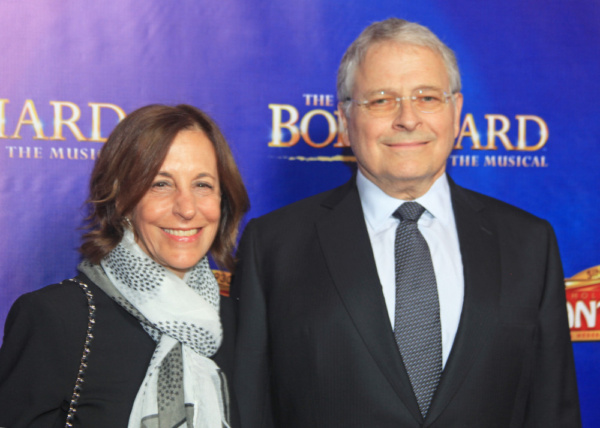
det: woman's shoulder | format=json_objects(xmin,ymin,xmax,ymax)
[
  {"xmin": 6, "ymin": 280, "xmax": 88, "ymax": 330},
  {"xmin": 16, "ymin": 273, "xmax": 120, "ymax": 308},
  {"xmin": 18, "ymin": 278, "xmax": 80, "ymax": 300},
  {"xmin": 3, "ymin": 274, "xmax": 130, "ymax": 351}
]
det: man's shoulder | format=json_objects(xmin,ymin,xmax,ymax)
[
  {"xmin": 252, "ymin": 180, "xmax": 354, "ymax": 227},
  {"xmin": 452, "ymin": 181, "xmax": 551, "ymax": 229}
]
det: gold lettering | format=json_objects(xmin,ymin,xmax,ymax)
[
  {"xmin": 11, "ymin": 99, "xmax": 47, "ymax": 140},
  {"xmin": 484, "ymin": 156, "xmax": 496, "ymax": 166},
  {"xmin": 333, "ymin": 110, "xmax": 349, "ymax": 148},
  {"xmin": 300, "ymin": 109, "xmax": 337, "ymax": 148},
  {"xmin": 516, "ymin": 115, "xmax": 548, "ymax": 151},
  {"xmin": 50, "ymin": 101, "xmax": 86, "ymax": 141},
  {"xmin": 449, "ymin": 154, "xmax": 479, "ymax": 166},
  {"xmin": 50, "ymin": 147, "xmax": 65, "ymax": 159},
  {"xmin": 485, "ymin": 114, "xmax": 514, "ymax": 150},
  {"xmin": 67, "ymin": 148, "xmax": 78, "ymax": 160},
  {"xmin": 0, "ymin": 99, "xmax": 8, "ymax": 138},
  {"xmin": 268, "ymin": 104, "xmax": 300, "ymax": 147},
  {"xmin": 89, "ymin": 102, "xmax": 126, "ymax": 142},
  {"xmin": 455, "ymin": 113, "xmax": 482, "ymax": 149}
]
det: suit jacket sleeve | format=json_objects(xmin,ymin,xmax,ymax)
[
  {"xmin": 230, "ymin": 219, "xmax": 276, "ymax": 428},
  {"xmin": 524, "ymin": 221, "xmax": 581, "ymax": 427}
]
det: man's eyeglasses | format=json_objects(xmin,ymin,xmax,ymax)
[{"xmin": 347, "ymin": 89, "xmax": 454, "ymax": 116}]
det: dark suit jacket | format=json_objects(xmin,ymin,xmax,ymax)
[
  {"xmin": 230, "ymin": 178, "xmax": 580, "ymax": 428},
  {"xmin": 0, "ymin": 273, "xmax": 237, "ymax": 428}
]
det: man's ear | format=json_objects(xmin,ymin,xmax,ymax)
[
  {"xmin": 338, "ymin": 102, "xmax": 351, "ymax": 146},
  {"xmin": 452, "ymin": 93, "xmax": 464, "ymax": 138}
]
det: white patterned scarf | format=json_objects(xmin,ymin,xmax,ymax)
[{"xmin": 78, "ymin": 229, "xmax": 229, "ymax": 428}]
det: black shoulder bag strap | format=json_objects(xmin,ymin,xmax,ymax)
[{"xmin": 61, "ymin": 277, "xmax": 96, "ymax": 428}]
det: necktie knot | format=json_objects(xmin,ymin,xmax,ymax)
[{"xmin": 394, "ymin": 202, "xmax": 426, "ymax": 223}]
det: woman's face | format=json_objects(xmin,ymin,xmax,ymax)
[{"xmin": 131, "ymin": 129, "xmax": 221, "ymax": 278}]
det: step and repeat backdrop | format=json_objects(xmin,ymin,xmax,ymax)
[{"xmin": 1, "ymin": 1, "xmax": 598, "ymax": 425}]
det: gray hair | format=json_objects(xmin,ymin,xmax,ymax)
[{"xmin": 337, "ymin": 18, "xmax": 461, "ymax": 114}]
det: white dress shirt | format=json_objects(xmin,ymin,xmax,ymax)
[{"xmin": 356, "ymin": 171, "xmax": 464, "ymax": 367}]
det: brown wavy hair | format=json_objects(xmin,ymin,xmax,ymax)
[{"xmin": 80, "ymin": 104, "xmax": 249, "ymax": 271}]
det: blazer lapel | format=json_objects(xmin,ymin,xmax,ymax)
[
  {"xmin": 315, "ymin": 180, "xmax": 423, "ymax": 422},
  {"xmin": 426, "ymin": 181, "xmax": 502, "ymax": 424}
]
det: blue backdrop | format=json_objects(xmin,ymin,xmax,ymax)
[{"xmin": 1, "ymin": 1, "xmax": 598, "ymax": 425}]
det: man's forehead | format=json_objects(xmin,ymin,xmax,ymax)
[
  {"xmin": 361, "ymin": 40, "xmax": 442, "ymax": 67},
  {"xmin": 353, "ymin": 41, "xmax": 449, "ymax": 90}
]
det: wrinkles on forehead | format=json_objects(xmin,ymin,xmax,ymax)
[{"xmin": 351, "ymin": 42, "xmax": 450, "ymax": 99}]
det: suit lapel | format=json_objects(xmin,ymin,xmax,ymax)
[
  {"xmin": 426, "ymin": 181, "xmax": 502, "ymax": 424},
  {"xmin": 315, "ymin": 180, "xmax": 423, "ymax": 422}
]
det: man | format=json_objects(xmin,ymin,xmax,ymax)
[{"xmin": 231, "ymin": 18, "xmax": 580, "ymax": 427}]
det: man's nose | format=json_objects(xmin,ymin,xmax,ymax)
[{"xmin": 392, "ymin": 97, "xmax": 421, "ymax": 131}]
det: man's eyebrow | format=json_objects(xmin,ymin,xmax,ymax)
[
  {"xmin": 412, "ymin": 85, "xmax": 446, "ymax": 92},
  {"xmin": 362, "ymin": 85, "xmax": 445, "ymax": 96}
]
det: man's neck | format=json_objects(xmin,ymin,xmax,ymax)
[{"xmin": 358, "ymin": 168, "xmax": 444, "ymax": 201}]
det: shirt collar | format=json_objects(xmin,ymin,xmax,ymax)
[{"xmin": 356, "ymin": 170, "xmax": 454, "ymax": 232}]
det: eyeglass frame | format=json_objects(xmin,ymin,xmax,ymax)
[{"xmin": 344, "ymin": 88, "xmax": 457, "ymax": 116}]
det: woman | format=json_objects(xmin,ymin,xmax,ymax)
[{"xmin": 0, "ymin": 104, "xmax": 249, "ymax": 427}]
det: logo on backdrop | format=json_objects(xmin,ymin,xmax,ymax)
[
  {"xmin": 0, "ymin": 98, "xmax": 125, "ymax": 161},
  {"xmin": 450, "ymin": 113, "xmax": 549, "ymax": 168},
  {"xmin": 268, "ymin": 93, "xmax": 353, "ymax": 162},
  {"xmin": 268, "ymin": 94, "xmax": 549, "ymax": 167},
  {"xmin": 566, "ymin": 265, "xmax": 600, "ymax": 342}
]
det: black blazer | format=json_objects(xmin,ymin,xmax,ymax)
[
  {"xmin": 0, "ymin": 273, "xmax": 237, "ymax": 428},
  {"xmin": 230, "ymin": 178, "xmax": 580, "ymax": 428},
  {"xmin": 0, "ymin": 274, "xmax": 156, "ymax": 427}
]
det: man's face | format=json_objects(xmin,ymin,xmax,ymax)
[{"xmin": 340, "ymin": 41, "xmax": 463, "ymax": 200}]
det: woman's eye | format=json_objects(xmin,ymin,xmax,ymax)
[
  {"xmin": 152, "ymin": 181, "xmax": 171, "ymax": 188},
  {"xmin": 195, "ymin": 181, "xmax": 217, "ymax": 195}
]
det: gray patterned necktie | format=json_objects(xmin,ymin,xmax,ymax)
[{"xmin": 393, "ymin": 202, "xmax": 442, "ymax": 417}]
